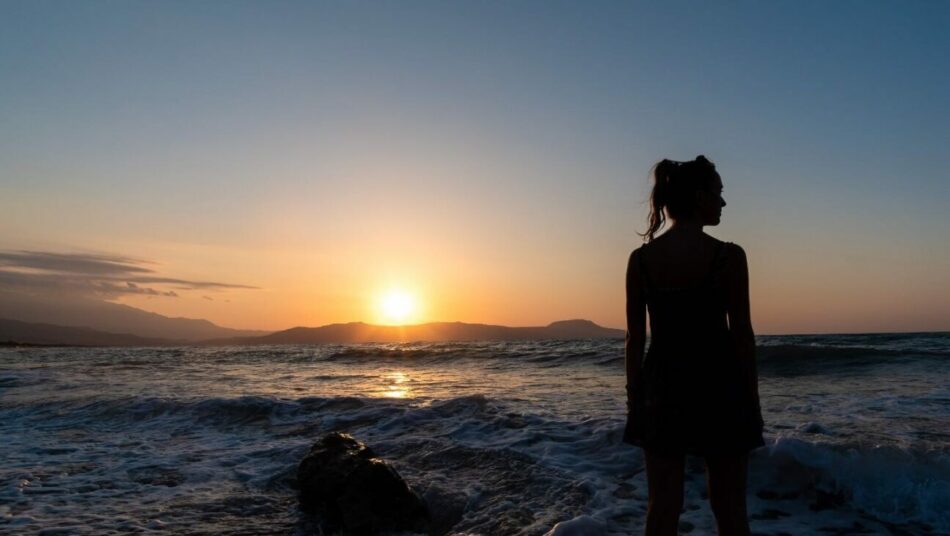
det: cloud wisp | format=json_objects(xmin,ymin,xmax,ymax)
[{"xmin": 0, "ymin": 250, "xmax": 257, "ymax": 299}]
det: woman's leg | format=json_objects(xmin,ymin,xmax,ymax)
[
  {"xmin": 644, "ymin": 448, "xmax": 685, "ymax": 536},
  {"xmin": 705, "ymin": 452, "xmax": 750, "ymax": 536}
]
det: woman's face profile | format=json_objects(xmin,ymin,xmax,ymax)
[{"xmin": 698, "ymin": 175, "xmax": 725, "ymax": 226}]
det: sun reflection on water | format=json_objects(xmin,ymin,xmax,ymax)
[{"xmin": 382, "ymin": 371, "xmax": 412, "ymax": 398}]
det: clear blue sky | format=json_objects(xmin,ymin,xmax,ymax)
[{"xmin": 1, "ymin": 1, "xmax": 948, "ymax": 333}]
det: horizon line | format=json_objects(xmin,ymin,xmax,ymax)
[{"xmin": 256, "ymin": 319, "xmax": 948, "ymax": 338}]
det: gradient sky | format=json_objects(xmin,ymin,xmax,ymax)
[{"xmin": 1, "ymin": 1, "xmax": 948, "ymax": 334}]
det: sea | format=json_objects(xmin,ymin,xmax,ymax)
[{"xmin": 1, "ymin": 333, "xmax": 947, "ymax": 535}]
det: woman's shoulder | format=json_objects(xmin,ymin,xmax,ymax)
[
  {"xmin": 626, "ymin": 243, "xmax": 652, "ymax": 280},
  {"xmin": 718, "ymin": 240, "xmax": 746, "ymax": 259},
  {"xmin": 626, "ymin": 245, "xmax": 644, "ymax": 273},
  {"xmin": 714, "ymin": 240, "xmax": 748, "ymax": 273},
  {"xmin": 628, "ymin": 242, "xmax": 650, "ymax": 260}
]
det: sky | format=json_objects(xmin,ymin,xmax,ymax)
[{"xmin": 1, "ymin": 1, "xmax": 948, "ymax": 334}]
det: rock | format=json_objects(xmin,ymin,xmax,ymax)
[{"xmin": 297, "ymin": 432, "xmax": 429, "ymax": 535}]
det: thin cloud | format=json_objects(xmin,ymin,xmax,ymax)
[
  {"xmin": 0, "ymin": 250, "xmax": 154, "ymax": 275},
  {"xmin": 118, "ymin": 276, "xmax": 257, "ymax": 290},
  {"xmin": 0, "ymin": 249, "xmax": 257, "ymax": 299}
]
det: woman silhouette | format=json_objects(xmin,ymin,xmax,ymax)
[{"xmin": 624, "ymin": 156, "xmax": 765, "ymax": 536}]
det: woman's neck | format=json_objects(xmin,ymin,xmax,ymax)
[{"xmin": 669, "ymin": 219, "xmax": 705, "ymax": 234}]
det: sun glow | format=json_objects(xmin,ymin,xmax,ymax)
[{"xmin": 377, "ymin": 288, "xmax": 419, "ymax": 325}]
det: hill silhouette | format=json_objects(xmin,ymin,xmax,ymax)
[
  {"xmin": 0, "ymin": 317, "xmax": 623, "ymax": 347},
  {"xmin": 0, "ymin": 318, "xmax": 172, "ymax": 347},
  {"xmin": 214, "ymin": 319, "xmax": 623, "ymax": 345},
  {"xmin": 0, "ymin": 292, "xmax": 268, "ymax": 341}
]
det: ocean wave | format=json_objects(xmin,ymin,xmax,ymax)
[
  {"xmin": 13, "ymin": 394, "xmax": 380, "ymax": 429},
  {"xmin": 327, "ymin": 347, "xmax": 452, "ymax": 360},
  {"xmin": 757, "ymin": 343, "xmax": 949, "ymax": 361},
  {"xmin": 322, "ymin": 344, "xmax": 623, "ymax": 369},
  {"xmin": 92, "ymin": 337, "xmax": 945, "ymax": 374},
  {"xmin": 755, "ymin": 436, "xmax": 950, "ymax": 532},
  {"xmin": 322, "ymin": 340, "xmax": 950, "ymax": 369}
]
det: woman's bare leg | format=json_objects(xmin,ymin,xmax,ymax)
[
  {"xmin": 705, "ymin": 452, "xmax": 750, "ymax": 536},
  {"xmin": 644, "ymin": 449, "xmax": 685, "ymax": 536}
]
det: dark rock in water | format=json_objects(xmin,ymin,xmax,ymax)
[{"xmin": 297, "ymin": 432, "xmax": 429, "ymax": 535}]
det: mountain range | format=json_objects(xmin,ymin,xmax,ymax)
[
  {"xmin": 0, "ymin": 292, "xmax": 267, "ymax": 341},
  {"xmin": 0, "ymin": 315, "xmax": 623, "ymax": 347},
  {"xmin": 212, "ymin": 319, "xmax": 624, "ymax": 345},
  {"xmin": 0, "ymin": 318, "xmax": 168, "ymax": 347}
]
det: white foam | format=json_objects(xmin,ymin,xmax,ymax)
[{"xmin": 543, "ymin": 514, "xmax": 607, "ymax": 535}]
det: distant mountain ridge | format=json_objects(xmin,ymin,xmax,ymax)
[
  {"xmin": 0, "ymin": 293, "xmax": 268, "ymax": 341},
  {"xmin": 0, "ymin": 318, "xmax": 623, "ymax": 347},
  {"xmin": 215, "ymin": 319, "xmax": 624, "ymax": 345},
  {"xmin": 0, "ymin": 318, "xmax": 172, "ymax": 347}
]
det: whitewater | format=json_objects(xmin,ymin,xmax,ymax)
[{"xmin": 1, "ymin": 333, "xmax": 947, "ymax": 535}]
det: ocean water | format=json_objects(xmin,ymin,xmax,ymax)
[{"xmin": 1, "ymin": 333, "xmax": 947, "ymax": 535}]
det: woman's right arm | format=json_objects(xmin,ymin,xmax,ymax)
[{"xmin": 625, "ymin": 249, "xmax": 647, "ymax": 405}]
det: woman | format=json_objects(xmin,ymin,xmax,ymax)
[{"xmin": 623, "ymin": 156, "xmax": 765, "ymax": 536}]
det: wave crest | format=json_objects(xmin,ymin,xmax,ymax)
[{"xmin": 755, "ymin": 436, "xmax": 950, "ymax": 532}]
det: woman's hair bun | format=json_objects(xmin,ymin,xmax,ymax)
[{"xmin": 694, "ymin": 155, "xmax": 715, "ymax": 168}]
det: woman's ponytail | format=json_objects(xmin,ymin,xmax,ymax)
[{"xmin": 640, "ymin": 159, "xmax": 676, "ymax": 242}]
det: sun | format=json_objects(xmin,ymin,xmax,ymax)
[{"xmin": 377, "ymin": 288, "xmax": 419, "ymax": 325}]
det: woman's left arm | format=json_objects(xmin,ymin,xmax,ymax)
[{"xmin": 625, "ymin": 249, "xmax": 647, "ymax": 404}]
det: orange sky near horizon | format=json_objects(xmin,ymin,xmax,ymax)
[{"xmin": 33, "ymin": 220, "xmax": 942, "ymax": 336}]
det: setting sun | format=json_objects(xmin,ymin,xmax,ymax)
[{"xmin": 377, "ymin": 289, "xmax": 419, "ymax": 325}]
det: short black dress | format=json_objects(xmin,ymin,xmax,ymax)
[{"xmin": 623, "ymin": 241, "xmax": 765, "ymax": 456}]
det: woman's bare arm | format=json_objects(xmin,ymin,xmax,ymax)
[
  {"xmin": 725, "ymin": 244, "xmax": 762, "ymax": 424},
  {"xmin": 626, "ymin": 249, "xmax": 647, "ymax": 401}
]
